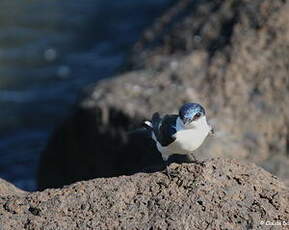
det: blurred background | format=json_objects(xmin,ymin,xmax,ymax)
[
  {"xmin": 0, "ymin": 0, "xmax": 173, "ymax": 191},
  {"xmin": 1, "ymin": 0, "xmax": 289, "ymax": 193}
]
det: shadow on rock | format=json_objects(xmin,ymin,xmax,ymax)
[{"xmin": 37, "ymin": 106, "xmax": 190, "ymax": 190}]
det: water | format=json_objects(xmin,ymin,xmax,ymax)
[{"xmin": 0, "ymin": 0, "xmax": 172, "ymax": 191}]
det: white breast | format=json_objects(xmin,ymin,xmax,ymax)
[{"xmin": 156, "ymin": 116, "xmax": 210, "ymax": 161}]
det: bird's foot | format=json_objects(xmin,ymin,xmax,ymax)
[
  {"xmin": 194, "ymin": 160, "xmax": 206, "ymax": 167},
  {"xmin": 164, "ymin": 166, "xmax": 179, "ymax": 179},
  {"xmin": 163, "ymin": 161, "xmax": 178, "ymax": 179},
  {"xmin": 189, "ymin": 154, "xmax": 206, "ymax": 167},
  {"xmin": 165, "ymin": 165, "xmax": 172, "ymax": 180}
]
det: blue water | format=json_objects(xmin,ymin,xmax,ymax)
[{"xmin": 0, "ymin": 0, "xmax": 172, "ymax": 191}]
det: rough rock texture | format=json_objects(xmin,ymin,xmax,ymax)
[
  {"xmin": 0, "ymin": 179, "xmax": 25, "ymax": 197},
  {"xmin": 2, "ymin": 159, "xmax": 289, "ymax": 229},
  {"xmin": 38, "ymin": 0, "xmax": 289, "ymax": 189}
]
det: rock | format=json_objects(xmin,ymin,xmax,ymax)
[
  {"xmin": 2, "ymin": 158, "xmax": 289, "ymax": 229},
  {"xmin": 38, "ymin": 0, "xmax": 289, "ymax": 189},
  {"xmin": 0, "ymin": 178, "xmax": 25, "ymax": 197}
]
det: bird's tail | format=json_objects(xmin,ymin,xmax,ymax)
[
  {"xmin": 143, "ymin": 112, "xmax": 161, "ymax": 142},
  {"xmin": 151, "ymin": 112, "xmax": 161, "ymax": 131},
  {"xmin": 142, "ymin": 120, "xmax": 154, "ymax": 140},
  {"xmin": 143, "ymin": 112, "xmax": 161, "ymax": 131}
]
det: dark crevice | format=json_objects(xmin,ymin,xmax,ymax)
[
  {"xmin": 259, "ymin": 192, "xmax": 279, "ymax": 210},
  {"xmin": 233, "ymin": 176, "xmax": 242, "ymax": 185},
  {"xmin": 28, "ymin": 206, "xmax": 41, "ymax": 216}
]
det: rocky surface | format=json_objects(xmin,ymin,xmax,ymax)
[
  {"xmin": 38, "ymin": 0, "xmax": 289, "ymax": 189},
  {"xmin": 2, "ymin": 158, "xmax": 289, "ymax": 229},
  {"xmin": 0, "ymin": 179, "xmax": 25, "ymax": 197}
]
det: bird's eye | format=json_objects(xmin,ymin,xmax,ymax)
[{"xmin": 193, "ymin": 112, "xmax": 201, "ymax": 120}]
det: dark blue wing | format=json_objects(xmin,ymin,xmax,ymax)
[{"xmin": 152, "ymin": 113, "xmax": 177, "ymax": 147}]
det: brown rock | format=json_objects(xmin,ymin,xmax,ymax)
[
  {"xmin": 38, "ymin": 0, "xmax": 289, "ymax": 189},
  {"xmin": 3, "ymin": 158, "xmax": 289, "ymax": 229}
]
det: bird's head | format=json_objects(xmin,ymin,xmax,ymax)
[{"xmin": 178, "ymin": 103, "xmax": 206, "ymax": 128}]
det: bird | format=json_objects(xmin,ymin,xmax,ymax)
[{"xmin": 143, "ymin": 102, "xmax": 214, "ymax": 176}]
